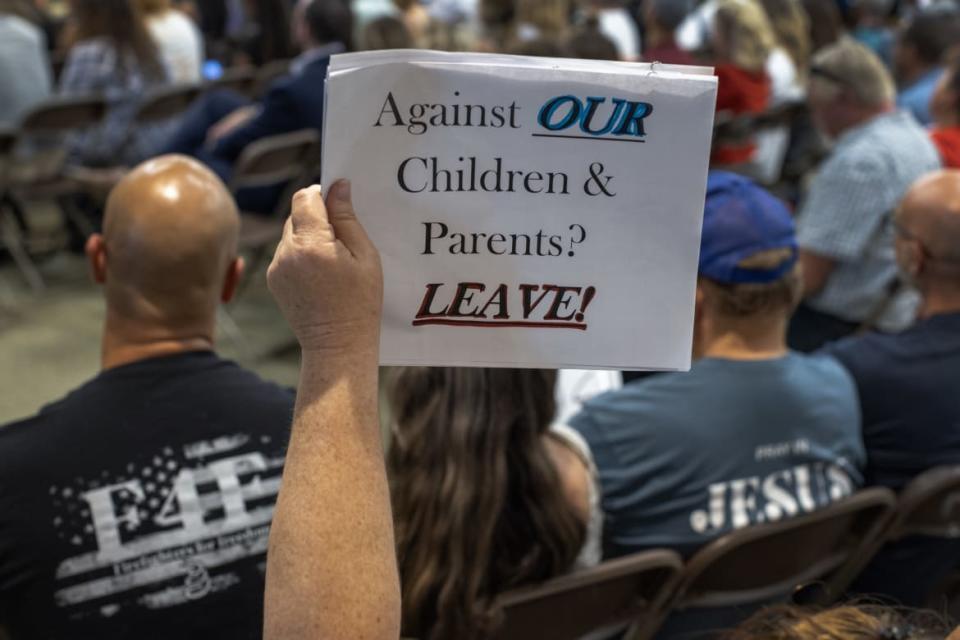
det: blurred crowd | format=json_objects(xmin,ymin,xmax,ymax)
[{"xmin": 2, "ymin": 0, "xmax": 960, "ymax": 639}]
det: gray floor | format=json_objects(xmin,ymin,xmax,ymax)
[{"xmin": 0, "ymin": 250, "xmax": 300, "ymax": 423}]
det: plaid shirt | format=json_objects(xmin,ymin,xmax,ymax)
[
  {"xmin": 59, "ymin": 38, "xmax": 173, "ymax": 166},
  {"xmin": 796, "ymin": 110, "xmax": 941, "ymax": 331}
]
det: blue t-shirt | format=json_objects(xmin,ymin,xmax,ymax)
[
  {"xmin": 897, "ymin": 68, "xmax": 944, "ymax": 126},
  {"xmin": 826, "ymin": 311, "xmax": 960, "ymax": 490},
  {"xmin": 570, "ymin": 353, "xmax": 865, "ymax": 558}
]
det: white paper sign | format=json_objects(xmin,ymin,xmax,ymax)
[{"xmin": 322, "ymin": 51, "xmax": 717, "ymax": 370}]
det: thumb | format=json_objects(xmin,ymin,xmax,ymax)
[{"xmin": 325, "ymin": 179, "xmax": 375, "ymax": 257}]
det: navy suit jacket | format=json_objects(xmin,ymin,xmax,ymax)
[{"xmin": 212, "ymin": 52, "xmax": 330, "ymax": 163}]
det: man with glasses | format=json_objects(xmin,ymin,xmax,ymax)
[
  {"xmin": 789, "ymin": 39, "xmax": 941, "ymax": 351},
  {"xmin": 825, "ymin": 169, "xmax": 960, "ymax": 605}
]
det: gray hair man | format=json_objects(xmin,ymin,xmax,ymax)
[{"xmin": 789, "ymin": 38, "xmax": 942, "ymax": 351}]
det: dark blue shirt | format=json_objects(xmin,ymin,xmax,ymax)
[{"xmin": 826, "ymin": 311, "xmax": 960, "ymax": 490}]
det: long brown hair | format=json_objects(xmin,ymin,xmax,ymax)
[
  {"xmin": 69, "ymin": 0, "xmax": 165, "ymax": 80},
  {"xmin": 387, "ymin": 367, "xmax": 586, "ymax": 640}
]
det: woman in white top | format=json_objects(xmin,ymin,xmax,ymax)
[{"xmin": 137, "ymin": 0, "xmax": 204, "ymax": 83}]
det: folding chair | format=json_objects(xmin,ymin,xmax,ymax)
[
  {"xmin": 134, "ymin": 83, "xmax": 202, "ymax": 124},
  {"xmin": 230, "ymin": 127, "xmax": 320, "ymax": 256},
  {"xmin": 1, "ymin": 94, "xmax": 108, "ymax": 290},
  {"xmin": 253, "ymin": 59, "xmax": 292, "ymax": 97},
  {"xmin": 492, "ymin": 550, "xmax": 683, "ymax": 640},
  {"xmin": 842, "ymin": 466, "xmax": 960, "ymax": 607},
  {"xmin": 630, "ymin": 488, "xmax": 897, "ymax": 640}
]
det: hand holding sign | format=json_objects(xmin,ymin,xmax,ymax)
[
  {"xmin": 267, "ymin": 181, "xmax": 383, "ymax": 357},
  {"xmin": 322, "ymin": 51, "xmax": 717, "ymax": 370}
]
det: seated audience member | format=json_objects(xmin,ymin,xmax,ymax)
[
  {"xmin": 387, "ymin": 367, "xmax": 597, "ymax": 640},
  {"xmin": 0, "ymin": 0, "xmax": 52, "ymax": 125},
  {"xmin": 569, "ymin": 172, "xmax": 864, "ymax": 562},
  {"xmin": 0, "ymin": 156, "xmax": 294, "ymax": 639},
  {"xmin": 59, "ymin": 0, "xmax": 173, "ymax": 166},
  {"xmin": 163, "ymin": 0, "xmax": 350, "ymax": 212},
  {"xmin": 789, "ymin": 39, "xmax": 941, "ymax": 351},
  {"xmin": 137, "ymin": 0, "xmax": 204, "ymax": 83},
  {"xmin": 566, "ymin": 18, "xmax": 619, "ymax": 60},
  {"xmin": 710, "ymin": 0, "xmax": 774, "ymax": 166},
  {"xmin": 931, "ymin": 51, "xmax": 960, "ymax": 169},
  {"xmin": 584, "ymin": 0, "xmax": 640, "ymax": 61},
  {"xmin": 262, "ymin": 183, "xmax": 400, "ymax": 638},
  {"xmin": 851, "ymin": 0, "xmax": 895, "ymax": 68},
  {"xmin": 721, "ymin": 604, "xmax": 955, "ymax": 640},
  {"xmin": 825, "ymin": 170, "xmax": 960, "ymax": 606},
  {"xmin": 641, "ymin": 0, "xmax": 696, "ymax": 66},
  {"xmin": 360, "ymin": 15, "xmax": 413, "ymax": 50},
  {"xmin": 234, "ymin": 0, "xmax": 295, "ymax": 66},
  {"xmin": 894, "ymin": 7, "xmax": 960, "ymax": 126},
  {"xmin": 800, "ymin": 0, "xmax": 844, "ymax": 53}
]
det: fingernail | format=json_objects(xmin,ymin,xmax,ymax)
[{"xmin": 334, "ymin": 179, "xmax": 351, "ymax": 203}]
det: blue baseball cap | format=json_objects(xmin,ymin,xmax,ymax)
[{"xmin": 699, "ymin": 172, "xmax": 798, "ymax": 285}]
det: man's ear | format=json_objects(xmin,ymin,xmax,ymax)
[
  {"xmin": 85, "ymin": 234, "xmax": 107, "ymax": 284},
  {"xmin": 221, "ymin": 257, "xmax": 246, "ymax": 304}
]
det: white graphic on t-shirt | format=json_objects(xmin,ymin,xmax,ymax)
[
  {"xmin": 49, "ymin": 439, "xmax": 283, "ymax": 619},
  {"xmin": 689, "ymin": 460, "xmax": 855, "ymax": 535}
]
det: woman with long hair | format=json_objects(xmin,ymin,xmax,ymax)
[
  {"xmin": 710, "ymin": 0, "xmax": 775, "ymax": 166},
  {"xmin": 387, "ymin": 367, "xmax": 596, "ymax": 640},
  {"xmin": 60, "ymin": 0, "xmax": 172, "ymax": 165}
]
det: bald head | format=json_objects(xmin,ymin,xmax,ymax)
[
  {"xmin": 899, "ymin": 170, "xmax": 960, "ymax": 265},
  {"xmin": 93, "ymin": 155, "xmax": 242, "ymax": 330}
]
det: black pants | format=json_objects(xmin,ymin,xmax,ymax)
[{"xmin": 788, "ymin": 304, "xmax": 860, "ymax": 353}]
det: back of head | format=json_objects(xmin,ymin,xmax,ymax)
[
  {"xmin": 70, "ymin": 0, "xmax": 165, "ymax": 79},
  {"xmin": 303, "ymin": 0, "xmax": 353, "ymax": 49},
  {"xmin": 507, "ymin": 35, "xmax": 564, "ymax": 57},
  {"xmin": 722, "ymin": 604, "xmax": 951, "ymax": 639},
  {"xmin": 360, "ymin": 15, "xmax": 412, "ymax": 50},
  {"xmin": 567, "ymin": 19, "xmax": 619, "ymax": 60},
  {"xmin": 698, "ymin": 172, "xmax": 801, "ymax": 323},
  {"xmin": 713, "ymin": 0, "xmax": 777, "ymax": 72},
  {"xmin": 100, "ymin": 155, "xmax": 240, "ymax": 331},
  {"xmin": 900, "ymin": 7, "xmax": 960, "ymax": 68},
  {"xmin": 647, "ymin": 0, "xmax": 692, "ymax": 32},
  {"xmin": 386, "ymin": 367, "xmax": 584, "ymax": 640},
  {"xmin": 759, "ymin": 0, "xmax": 812, "ymax": 73},
  {"xmin": 810, "ymin": 38, "xmax": 895, "ymax": 108},
  {"xmin": 898, "ymin": 169, "xmax": 960, "ymax": 290},
  {"xmin": 800, "ymin": 0, "xmax": 844, "ymax": 52}
]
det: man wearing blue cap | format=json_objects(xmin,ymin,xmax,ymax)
[{"xmin": 567, "ymin": 172, "xmax": 865, "ymax": 565}]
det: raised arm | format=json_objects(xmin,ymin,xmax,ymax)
[{"xmin": 264, "ymin": 181, "xmax": 400, "ymax": 639}]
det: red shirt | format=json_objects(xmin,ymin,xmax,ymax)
[
  {"xmin": 712, "ymin": 64, "xmax": 771, "ymax": 166},
  {"xmin": 931, "ymin": 127, "xmax": 960, "ymax": 169}
]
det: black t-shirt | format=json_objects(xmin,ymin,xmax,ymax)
[
  {"xmin": 825, "ymin": 311, "xmax": 960, "ymax": 490},
  {"xmin": 0, "ymin": 351, "xmax": 295, "ymax": 639}
]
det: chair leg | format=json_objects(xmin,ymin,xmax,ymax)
[{"xmin": 0, "ymin": 209, "xmax": 45, "ymax": 293}]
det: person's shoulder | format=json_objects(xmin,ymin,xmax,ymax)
[
  {"xmin": 572, "ymin": 373, "xmax": 687, "ymax": 430},
  {"xmin": 196, "ymin": 355, "xmax": 295, "ymax": 405},
  {"xmin": 821, "ymin": 330, "xmax": 898, "ymax": 373}
]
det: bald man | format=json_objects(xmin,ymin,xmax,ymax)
[
  {"xmin": 824, "ymin": 169, "xmax": 960, "ymax": 606},
  {"xmin": 0, "ymin": 156, "xmax": 294, "ymax": 639}
]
